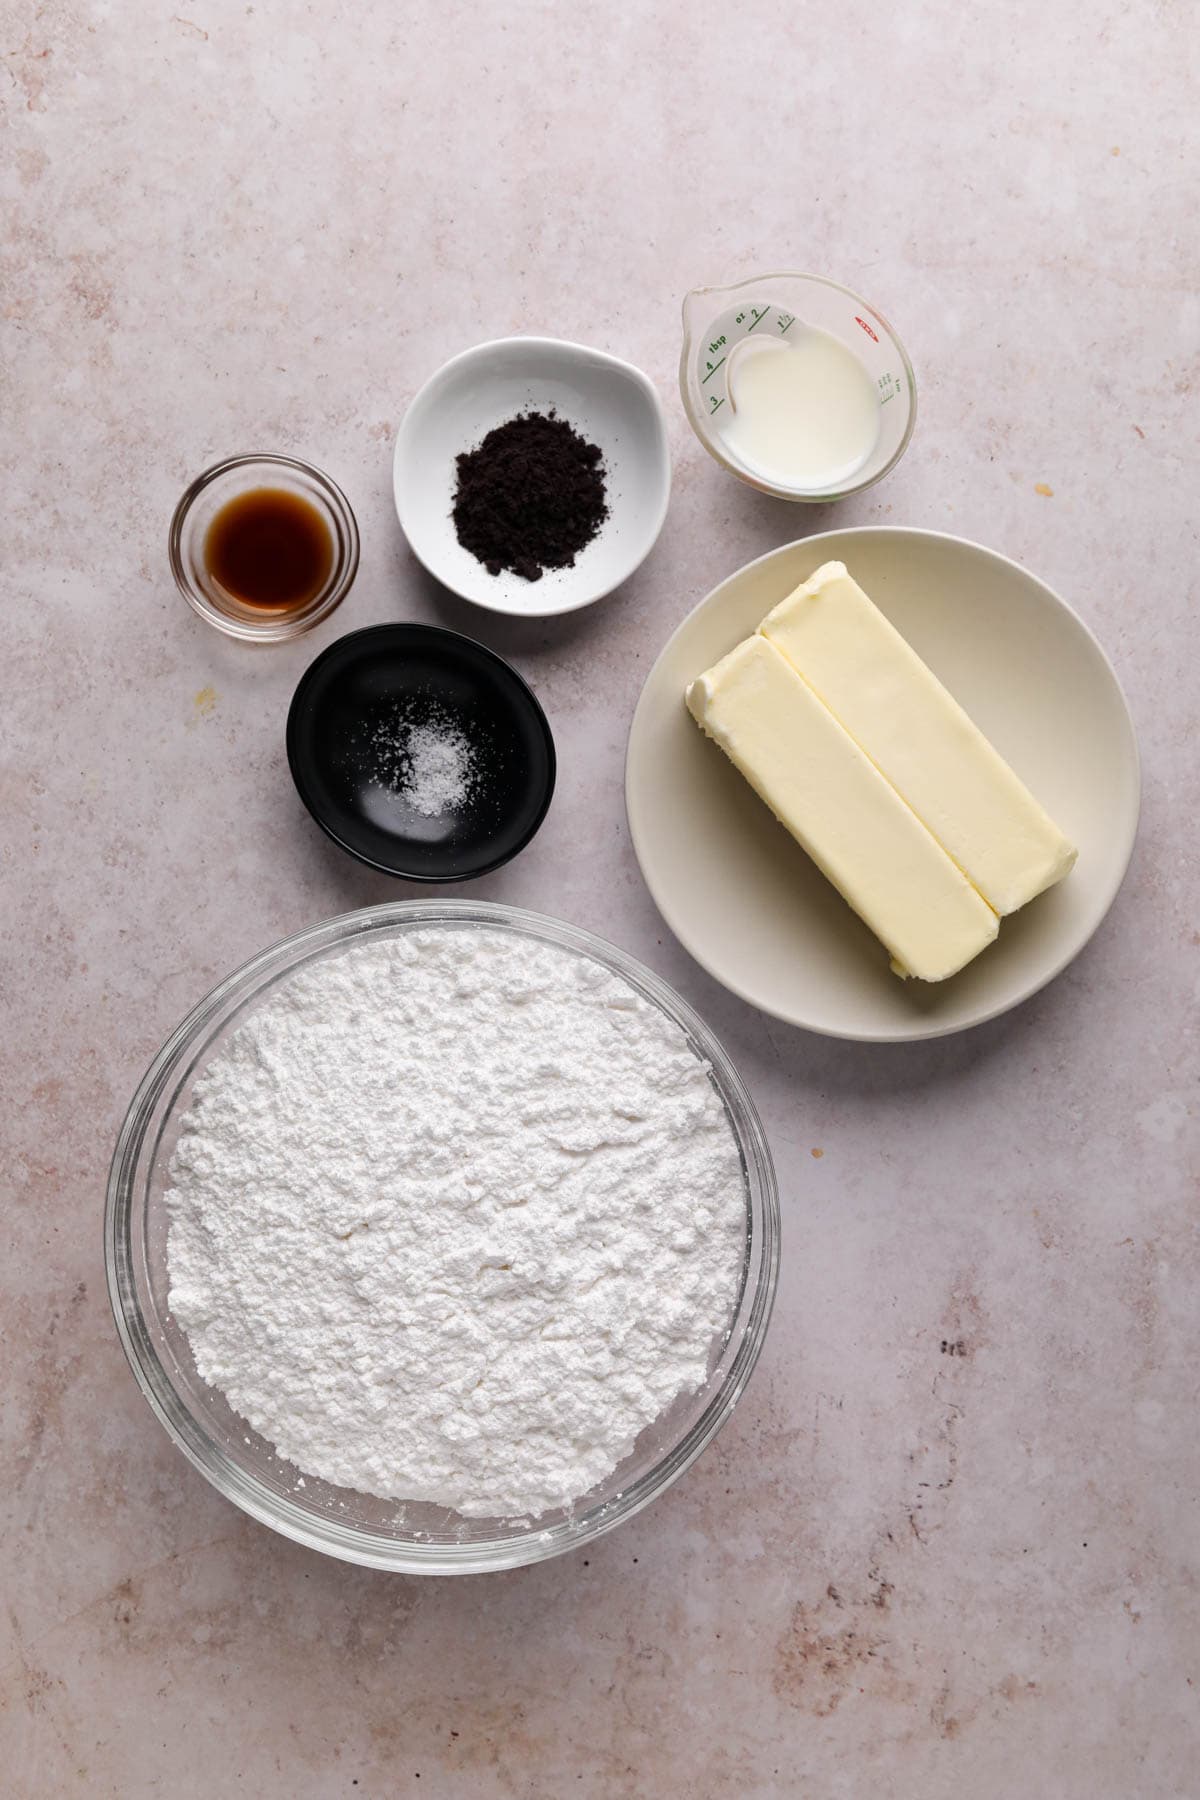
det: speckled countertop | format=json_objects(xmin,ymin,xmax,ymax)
[{"xmin": 3, "ymin": 3, "xmax": 1197, "ymax": 1796}]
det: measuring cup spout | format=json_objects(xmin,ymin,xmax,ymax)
[{"xmin": 681, "ymin": 283, "xmax": 733, "ymax": 339}]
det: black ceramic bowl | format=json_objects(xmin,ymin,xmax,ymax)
[{"xmin": 286, "ymin": 624, "xmax": 556, "ymax": 880}]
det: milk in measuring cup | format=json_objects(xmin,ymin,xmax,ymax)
[{"xmin": 720, "ymin": 327, "xmax": 880, "ymax": 491}]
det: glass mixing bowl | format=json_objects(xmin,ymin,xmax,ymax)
[{"xmin": 106, "ymin": 901, "xmax": 780, "ymax": 1573}]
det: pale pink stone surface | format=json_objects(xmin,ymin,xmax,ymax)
[{"xmin": 2, "ymin": 2, "xmax": 1196, "ymax": 1796}]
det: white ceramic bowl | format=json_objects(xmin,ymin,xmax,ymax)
[
  {"xmin": 626, "ymin": 528, "xmax": 1140, "ymax": 1042},
  {"xmin": 393, "ymin": 337, "xmax": 671, "ymax": 617}
]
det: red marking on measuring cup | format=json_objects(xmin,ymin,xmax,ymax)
[{"xmin": 855, "ymin": 316, "xmax": 880, "ymax": 343}]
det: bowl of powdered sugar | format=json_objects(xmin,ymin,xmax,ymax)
[{"xmin": 106, "ymin": 901, "xmax": 778, "ymax": 1571}]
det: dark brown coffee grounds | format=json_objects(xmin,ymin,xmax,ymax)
[{"xmin": 451, "ymin": 410, "xmax": 608, "ymax": 582}]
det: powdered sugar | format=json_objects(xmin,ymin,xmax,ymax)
[{"xmin": 165, "ymin": 928, "xmax": 747, "ymax": 1518}]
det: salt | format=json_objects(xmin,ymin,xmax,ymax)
[
  {"xmin": 361, "ymin": 703, "xmax": 477, "ymax": 816},
  {"xmin": 398, "ymin": 720, "xmax": 472, "ymax": 816}
]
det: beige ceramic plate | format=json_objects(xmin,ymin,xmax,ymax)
[{"xmin": 626, "ymin": 528, "xmax": 1140, "ymax": 1041}]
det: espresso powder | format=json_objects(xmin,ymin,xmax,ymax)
[{"xmin": 452, "ymin": 410, "xmax": 608, "ymax": 582}]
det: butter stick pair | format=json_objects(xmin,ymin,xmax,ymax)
[{"xmin": 686, "ymin": 562, "xmax": 1076, "ymax": 982}]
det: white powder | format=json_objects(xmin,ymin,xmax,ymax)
[{"xmin": 165, "ymin": 928, "xmax": 746, "ymax": 1518}]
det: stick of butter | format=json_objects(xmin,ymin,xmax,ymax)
[
  {"xmin": 759, "ymin": 562, "xmax": 1076, "ymax": 915},
  {"xmin": 686, "ymin": 635, "xmax": 999, "ymax": 982}
]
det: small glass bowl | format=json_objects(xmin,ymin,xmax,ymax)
[
  {"xmin": 680, "ymin": 271, "xmax": 917, "ymax": 503},
  {"xmin": 106, "ymin": 901, "xmax": 780, "ymax": 1573},
  {"xmin": 169, "ymin": 454, "xmax": 360, "ymax": 642}
]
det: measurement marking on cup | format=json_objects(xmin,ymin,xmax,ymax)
[
  {"xmin": 747, "ymin": 306, "xmax": 770, "ymax": 332},
  {"xmin": 778, "ymin": 314, "xmax": 795, "ymax": 334},
  {"xmin": 702, "ymin": 356, "xmax": 727, "ymax": 384},
  {"xmin": 708, "ymin": 395, "xmax": 725, "ymax": 414}
]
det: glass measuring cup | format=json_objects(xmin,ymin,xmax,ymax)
[{"xmin": 680, "ymin": 272, "xmax": 917, "ymax": 502}]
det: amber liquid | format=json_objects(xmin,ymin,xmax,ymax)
[{"xmin": 204, "ymin": 488, "xmax": 334, "ymax": 613}]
